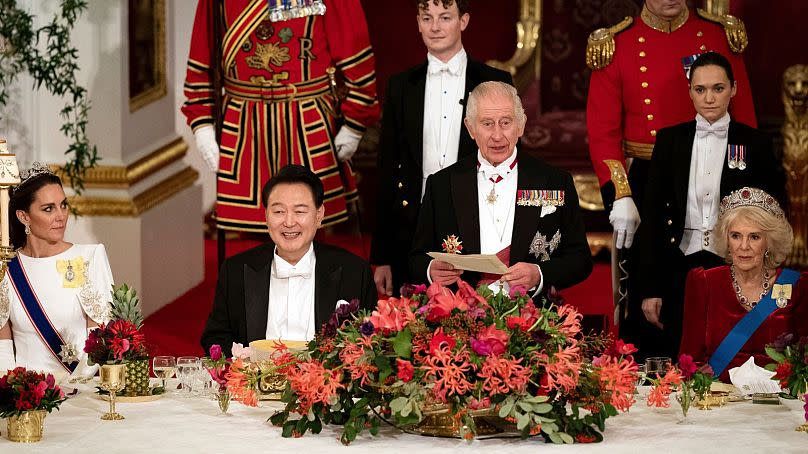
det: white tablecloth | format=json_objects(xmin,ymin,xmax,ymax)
[{"xmin": 2, "ymin": 382, "xmax": 806, "ymax": 453}]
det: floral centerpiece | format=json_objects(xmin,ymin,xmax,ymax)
[
  {"xmin": 228, "ymin": 281, "xmax": 639, "ymax": 445},
  {"xmin": 646, "ymin": 354, "xmax": 713, "ymax": 421},
  {"xmin": 84, "ymin": 319, "xmax": 152, "ymax": 396},
  {"xmin": 0, "ymin": 368, "xmax": 66, "ymax": 442},
  {"xmin": 203, "ymin": 344, "xmax": 232, "ymax": 413}
]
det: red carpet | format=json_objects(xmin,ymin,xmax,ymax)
[{"xmin": 142, "ymin": 234, "xmax": 613, "ymax": 357}]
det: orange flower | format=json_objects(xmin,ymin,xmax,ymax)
[
  {"xmin": 478, "ymin": 355, "xmax": 531, "ymax": 395},
  {"xmin": 421, "ymin": 345, "xmax": 476, "ymax": 402},
  {"xmin": 287, "ymin": 359, "xmax": 345, "ymax": 415},
  {"xmin": 225, "ymin": 358, "xmax": 258, "ymax": 407},
  {"xmin": 594, "ymin": 355, "xmax": 638, "ymax": 412},
  {"xmin": 339, "ymin": 337, "xmax": 378, "ymax": 387},
  {"xmin": 553, "ymin": 304, "xmax": 582, "ymax": 337},
  {"xmin": 646, "ymin": 384, "xmax": 673, "ymax": 408},
  {"xmin": 537, "ymin": 341, "xmax": 582, "ymax": 393}
]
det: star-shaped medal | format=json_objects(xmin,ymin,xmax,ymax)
[
  {"xmin": 59, "ymin": 343, "xmax": 79, "ymax": 364},
  {"xmin": 486, "ymin": 187, "xmax": 498, "ymax": 205}
]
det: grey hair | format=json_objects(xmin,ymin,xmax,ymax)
[
  {"xmin": 465, "ymin": 81, "xmax": 526, "ymax": 128},
  {"xmin": 713, "ymin": 205, "xmax": 794, "ymax": 269}
]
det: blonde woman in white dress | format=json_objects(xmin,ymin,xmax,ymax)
[{"xmin": 0, "ymin": 163, "xmax": 113, "ymax": 380}]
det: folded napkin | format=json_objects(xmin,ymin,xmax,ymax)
[{"xmin": 728, "ymin": 356, "xmax": 781, "ymax": 395}]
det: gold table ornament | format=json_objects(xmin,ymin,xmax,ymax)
[
  {"xmin": 100, "ymin": 364, "xmax": 127, "ymax": 420},
  {"xmin": 6, "ymin": 410, "xmax": 47, "ymax": 443}
]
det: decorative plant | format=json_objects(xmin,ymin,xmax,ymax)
[
  {"xmin": 0, "ymin": 367, "xmax": 66, "ymax": 418},
  {"xmin": 83, "ymin": 319, "xmax": 148, "ymax": 366},
  {"xmin": 646, "ymin": 354, "xmax": 713, "ymax": 418},
  {"xmin": 765, "ymin": 333, "xmax": 808, "ymax": 398},
  {"xmin": 228, "ymin": 281, "xmax": 639, "ymax": 445},
  {"xmin": 0, "ymin": 0, "xmax": 98, "ymax": 192}
]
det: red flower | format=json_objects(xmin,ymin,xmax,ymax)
[
  {"xmin": 608, "ymin": 339, "xmax": 637, "ymax": 356},
  {"xmin": 470, "ymin": 325, "xmax": 509, "ymax": 357},
  {"xmin": 396, "ymin": 359, "xmax": 414, "ymax": 382},
  {"xmin": 677, "ymin": 354, "xmax": 698, "ymax": 380},
  {"xmin": 774, "ymin": 361, "xmax": 793, "ymax": 388},
  {"xmin": 426, "ymin": 289, "xmax": 467, "ymax": 322},
  {"xmin": 505, "ymin": 302, "xmax": 540, "ymax": 332},
  {"xmin": 429, "ymin": 328, "xmax": 457, "ymax": 356},
  {"xmin": 575, "ymin": 434, "xmax": 597, "ymax": 443}
]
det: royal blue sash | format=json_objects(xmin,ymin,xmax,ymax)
[
  {"xmin": 8, "ymin": 257, "xmax": 77, "ymax": 373},
  {"xmin": 708, "ymin": 268, "xmax": 800, "ymax": 377}
]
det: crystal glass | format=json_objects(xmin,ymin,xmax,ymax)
[
  {"xmin": 152, "ymin": 356, "xmax": 176, "ymax": 391},
  {"xmin": 644, "ymin": 357, "xmax": 672, "ymax": 381},
  {"xmin": 635, "ymin": 364, "xmax": 647, "ymax": 395},
  {"xmin": 176, "ymin": 356, "xmax": 201, "ymax": 397}
]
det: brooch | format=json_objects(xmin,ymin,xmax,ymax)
[
  {"xmin": 529, "ymin": 230, "xmax": 561, "ymax": 261},
  {"xmin": 59, "ymin": 343, "xmax": 79, "ymax": 364},
  {"xmin": 772, "ymin": 283, "xmax": 792, "ymax": 308},
  {"xmin": 442, "ymin": 235, "xmax": 463, "ymax": 254}
]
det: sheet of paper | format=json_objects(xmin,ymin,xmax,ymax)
[
  {"xmin": 728, "ymin": 356, "xmax": 781, "ymax": 395},
  {"xmin": 427, "ymin": 252, "xmax": 508, "ymax": 274}
]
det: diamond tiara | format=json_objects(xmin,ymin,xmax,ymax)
[
  {"xmin": 719, "ymin": 187, "xmax": 785, "ymax": 219},
  {"xmin": 18, "ymin": 162, "xmax": 56, "ymax": 187}
]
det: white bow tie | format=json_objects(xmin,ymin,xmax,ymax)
[
  {"xmin": 428, "ymin": 61, "xmax": 460, "ymax": 76},
  {"xmin": 696, "ymin": 122, "xmax": 729, "ymax": 139},
  {"xmin": 272, "ymin": 261, "xmax": 312, "ymax": 279}
]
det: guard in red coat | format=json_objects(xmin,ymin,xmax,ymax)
[
  {"xmin": 585, "ymin": 0, "xmax": 755, "ymax": 358},
  {"xmin": 182, "ymin": 0, "xmax": 380, "ymax": 232}
]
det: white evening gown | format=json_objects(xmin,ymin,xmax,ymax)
[{"xmin": 0, "ymin": 244, "xmax": 113, "ymax": 377}]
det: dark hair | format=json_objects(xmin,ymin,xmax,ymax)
[
  {"xmin": 10, "ymin": 173, "xmax": 64, "ymax": 249},
  {"xmin": 689, "ymin": 51, "xmax": 735, "ymax": 85},
  {"xmin": 415, "ymin": 0, "xmax": 470, "ymax": 15},
  {"xmin": 261, "ymin": 165, "xmax": 324, "ymax": 208}
]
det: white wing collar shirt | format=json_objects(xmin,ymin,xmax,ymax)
[
  {"xmin": 422, "ymin": 48, "xmax": 467, "ymax": 198},
  {"xmin": 680, "ymin": 112, "xmax": 730, "ymax": 256},
  {"xmin": 267, "ymin": 244, "xmax": 316, "ymax": 341},
  {"xmin": 477, "ymin": 149, "xmax": 518, "ymax": 255}
]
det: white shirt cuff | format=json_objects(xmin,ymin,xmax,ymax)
[
  {"xmin": 529, "ymin": 264, "xmax": 544, "ymax": 298},
  {"xmin": 425, "ymin": 259, "xmax": 435, "ymax": 285}
]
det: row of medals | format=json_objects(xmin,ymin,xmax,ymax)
[{"xmin": 269, "ymin": 0, "xmax": 327, "ymax": 22}]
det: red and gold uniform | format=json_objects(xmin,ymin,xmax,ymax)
[
  {"xmin": 586, "ymin": 6, "xmax": 755, "ymax": 207},
  {"xmin": 182, "ymin": 0, "xmax": 380, "ymax": 231}
]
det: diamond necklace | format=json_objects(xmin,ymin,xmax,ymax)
[{"xmin": 730, "ymin": 265, "xmax": 771, "ymax": 310}]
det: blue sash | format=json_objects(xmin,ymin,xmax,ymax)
[
  {"xmin": 8, "ymin": 257, "xmax": 77, "ymax": 373},
  {"xmin": 708, "ymin": 268, "xmax": 800, "ymax": 377}
]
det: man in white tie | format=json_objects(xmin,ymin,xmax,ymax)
[
  {"xmin": 410, "ymin": 81, "xmax": 592, "ymax": 293},
  {"xmin": 201, "ymin": 165, "xmax": 377, "ymax": 357},
  {"xmin": 634, "ymin": 52, "xmax": 785, "ymax": 359},
  {"xmin": 371, "ymin": 0, "xmax": 512, "ymax": 296}
]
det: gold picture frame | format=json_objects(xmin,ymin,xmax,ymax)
[{"xmin": 128, "ymin": 0, "xmax": 166, "ymax": 112}]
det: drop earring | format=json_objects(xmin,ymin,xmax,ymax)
[{"xmin": 24, "ymin": 224, "xmax": 30, "ymax": 235}]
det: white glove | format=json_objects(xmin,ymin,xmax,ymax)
[
  {"xmin": 193, "ymin": 125, "xmax": 220, "ymax": 172},
  {"xmin": 609, "ymin": 197, "xmax": 641, "ymax": 249},
  {"xmin": 0, "ymin": 339, "xmax": 15, "ymax": 373},
  {"xmin": 334, "ymin": 127, "xmax": 362, "ymax": 162}
]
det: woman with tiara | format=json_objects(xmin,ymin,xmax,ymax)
[{"xmin": 0, "ymin": 163, "xmax": 114, "ymax": 379}]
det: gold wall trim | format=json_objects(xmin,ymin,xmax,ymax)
[
  {"xmin": 53, "ymin": 137, "xmax": 187, "ymax": 189},
  {"xmin": 486, "ymin": 0, "xmax": 542, "ymax": 81},
  {"xmin": 69, "ymin": 166, "xmax": 199, "ymax": 217}
]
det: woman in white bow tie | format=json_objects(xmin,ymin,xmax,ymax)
[
  {"xmin": 0, "ymin": 164, "xmax": 114, "ymax": 379},
  {"xmin": 633, "ymin": 52, "xmax": 786, "ymax": 360}
]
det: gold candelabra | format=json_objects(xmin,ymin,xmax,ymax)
[{"xmin": 0, "ymin": 139, "xmax": 21, "ymax": 280}]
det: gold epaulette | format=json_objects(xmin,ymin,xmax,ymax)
[
  {"xmin": 696, "ymin": 8, "xmax": 748, "ymax": 54},
  {"xmin": 586, "ymin": 16, "xmax": 633, "ymax": 70}
]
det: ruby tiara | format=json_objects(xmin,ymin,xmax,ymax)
[{"xmin": 719, "ymin": 187, "xmax": 785, "ymax": 219}]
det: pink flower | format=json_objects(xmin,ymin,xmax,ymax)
[
  {"xmin": 366, "ymin": 297, "xmax": 416, "ymax": 334},
  {"xmin": 457, "ymin": 280, "xmax": 488, "ymax": 309},
  {"xmin": 396, "ymin": 359, "xmax": 414, "ymax": 382},
  {"xmin": 209, "ymin": 344, "xmax": 222, "ymax": 361},
  {"xmin": 426, "ymin": 290, "xmax": 467, "ymax": 322},
  {"xmin": 509, "ymin": 285, "xmax": 527, "ymax": 299},
  {"xmin": 677, "ymin": 354, "xmax": 698, "ymax": 380},
  {"xmin": 468, "ymin": 396, "xmax": 492, "ymax": 410},
  {"xmin": 470, "ymin": 325, "xmax": 509, "ymax": 357},
  {"xmin": 231, "ymin": 342, "xmax": 253, "ymax": 360}
]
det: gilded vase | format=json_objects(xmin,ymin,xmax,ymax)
[{"xmin": 6, "ymin": 410, "xmax": 47, "ymax": 443}]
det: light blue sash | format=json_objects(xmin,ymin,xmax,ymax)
[
  {"xmin": 708, "ymin": 268, "xmax": 799, "ymax": 377},
  {"xmin": 8, "ymin": 257, "xmax": 77, "ymax": 373}
]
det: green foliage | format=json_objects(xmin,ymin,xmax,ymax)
[
  {"xmin": 110, "ymin": 284, "xmax": 144, "ymax": 329},
  {"xmin": 0, "ymin": 0, "xmax": 98, "ymax": 192}
]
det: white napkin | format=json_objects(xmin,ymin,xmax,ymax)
[
  {"xmin": 540, "ymin": 205, "xmax": 557, "ymax": 218},
  {"xmin": 728, "ymin": 356, "xmax": 781, "ymax": 395}
]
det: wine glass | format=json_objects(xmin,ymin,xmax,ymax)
[
  {"xmin": 635, "ymin": 364, "xmax": 647, "ymax": 395},
  {"xmin": 153, "ymin": 356, "xmax": 176, "ymax": 391},
  {"xmin": 177, "ymin": 356, "xmax": 201, "ymax": 397},
  {"xmin": 100, "ymin": 364, "xmax": 126, "ymax": 420},
  {"xmin": 644, "ymin": 357, "xmax": 672, "ymax": 382}
]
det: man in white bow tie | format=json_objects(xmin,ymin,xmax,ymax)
[
  {"xmin": 370, "ymin": 0, "xmax": 513, "ymax": 297},
  {"xmin": 634, "ymin": 52, "xmax": 785, "ymax": 359},
  {"xmin": 201, "ymin": 165, "xmax": 377, "ymax": 358},
  {"xmin": 410, "ymin": 81, "xmax": 592, "ymax": 294}
]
